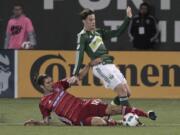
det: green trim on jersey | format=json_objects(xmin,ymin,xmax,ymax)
[{"xmin": 73, "ymin": 17, "xmax": 131, "ymax": 76}]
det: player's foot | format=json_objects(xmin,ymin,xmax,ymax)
[
  {"xmin": 116, "ymin": 120, "xmax": 123, "ymax": 126},
  {"xmin": 148, "ymin": 111, "xmax": 157, "ymax": 120},
  {"xmin": 137, "ymin": 119, "xmax": 145, "ymax": 127}
]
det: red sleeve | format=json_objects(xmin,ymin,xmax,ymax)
[
  {"xmin": 54, "ymin": 79, "xmax": 70, "ymax": 91},
  {"xmin": 39, "ymin": 104, "xmax": 51, "ymax": 118}
]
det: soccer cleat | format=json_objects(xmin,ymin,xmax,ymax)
[
  {"xmin": 137, "ymin": 119, "xmax": 145, "ymax": 127},
  {"xmin": 148, "ymin": 111, "xmax": 157, "ymax": 120}
]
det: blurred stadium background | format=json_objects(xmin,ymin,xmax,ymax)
[{"xmin": 0, "ymin": 0, "xmax": 180, "ymax": 135}]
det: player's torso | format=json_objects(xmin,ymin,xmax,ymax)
[
  {"xmin": 79, "ymin": 30, "xmax": 109, "ymax": 60},
  {"xmin": 133, "ymin": 15, "xmax": 154, "ymax": 36},
  {"xmin": 8, "ymin": 16, "xmax": 28, "ymax": 48},
  {"xmin": 9, "ymin": 16, "xmax": 28, "ymax": 36},
  {"xmin": 40, "ymin": 89, "xmax": 84, "ymax": 125},
  {"xmin": 54, "ymin": 93, "xmax": 83, "ymax": 121}
]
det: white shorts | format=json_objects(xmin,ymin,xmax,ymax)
[{"xmin": 92, "ymin": 64, "xmax": 127, "ymax": 90}]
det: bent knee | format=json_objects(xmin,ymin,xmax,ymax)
[{"xmin": 91, "ymin": 117, "xmax": 107, "ymax": 126}]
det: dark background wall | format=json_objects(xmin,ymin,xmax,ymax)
[{"xmin": 0, "ymin": 0, "xmax": 180, "ymax": 50}]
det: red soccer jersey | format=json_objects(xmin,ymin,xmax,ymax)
[
  {"xmin": 39, "ymin": 79, "xmax": 108, "ymax": 125},
  {"xmin": 39, "ymin": 79, "xmax": 84, "ymax": 125}
]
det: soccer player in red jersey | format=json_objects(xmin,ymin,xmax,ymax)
[{"xmin": 24, "ymin": 73, "xmax": 157, "ymax": 126}]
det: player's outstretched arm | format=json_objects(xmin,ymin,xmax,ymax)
[
  {"xmin": 76, "ymin": 58, "xmax": 103, "ymax": 80},
  {"xmin": 99, "ymin": 6, "xmax": 133, "ymax": 40},
  {"xmin": 24, "ymin": 119, "xmax": 46, "ymax": 126},
  {"xmin": 78, "ymin": 64, "xmax": 90, "ymax": 80},
  {"xmin": 24, "ymin": 116, "xmax": 50, "ymax": 126},
  {"xmin": 66, "ymin": 66, "xmax": 90, "ymax": 86},
  {"xmin": 127, "ymin": 6, "xmax": 132, "ymax": 18}
]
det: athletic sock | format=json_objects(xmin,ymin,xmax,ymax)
[
  {"xmin": 106, "ymin": 119, "xmax": 117, "ymax": 126},
  {"xmin": 111, "ymin": 96, "xmax": 130, "ymax": 106},
  {"xmin": 122, "ymin": 106, "xmax": 148, "ymax": 117}
]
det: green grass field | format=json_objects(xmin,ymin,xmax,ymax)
[{"xmin": 0, "ymin": 99, "xmax": 180, "ymax": 135}]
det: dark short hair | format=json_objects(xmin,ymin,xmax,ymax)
[
  {"xmin": 80, "ymin": 8, "xmax": 94, "ymax": 20},
  {"xmin": 33, "ymin": 74, "xmax": 49, "ymax": 94},
  {"xmin": 34, "ymin": 74, "xmax": 48, "ymax": 86},
  {"xmin": 13, "ymin": 2, "xmax": 24, "ymax": 9},
  {"xmin": 140, "ymin": 2, "xmax": 150, "ymax": 9}
]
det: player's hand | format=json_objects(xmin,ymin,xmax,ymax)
[
  {"xmin": 67, "ymin": 76, "xmax": 79, "ymax": 85},
  {"xmin": 24, "ymin": 119, "xmax": 45, "ymax": 126},
  {"xmin": 127, "ymin": 6, "xmax": 133, "ymax": 18},
  {"xmin": 24, "ymin": 119, "xmax": 36, "ymax": 126},
  {"xmin": 116, "ymin": 120, "xmax": 124, "ymax": 126},
  {"xmin": 89, "ymin": 58, "xmax": 102, "ymax": 66}
]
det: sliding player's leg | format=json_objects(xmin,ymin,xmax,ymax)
[
  {"xmin": 83, "ymin": 116, "xmax": 119, "ymax": 126},
  {"xmin": 83, "ymin": 117, "xmax": 107, "ymax": 126},
  {"xmin": 105, "ymin": 104, "xmax": 157, "ymax": 120}
]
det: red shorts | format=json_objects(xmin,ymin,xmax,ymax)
[{"xmin": 79, "ymin": 99, "xmax": 108, "ymax": 126}]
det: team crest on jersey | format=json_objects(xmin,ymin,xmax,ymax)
[
  {"xmin": 48, "ymin": 100, "xmax": 52, "ymax": 104},
  {"xmin": 146, "ymin": 19, "xmax": 150, "ymax": 24},
  {"xmin": 136, "ymin": 20, "xmax": 140, "ymax": 23},
  {"xmin": 89, "ymin": 36, "xmax": 104, "ymax": 52}
]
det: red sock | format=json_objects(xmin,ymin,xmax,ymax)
[
  {"xmin": 106, "ymin": 119, "xmax": 117, "ymax": 126},
  {"xmin": 122, "ymin": 106, "xmax": 148, "ymax": 117}
]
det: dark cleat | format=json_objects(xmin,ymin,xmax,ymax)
[
  {"xmin": 137, "ymin": 119, "xmax": 145, "ymax": 127},
  {"xmin": 148, "ymin": 111, "xmax": 157, "ymax": 120}
]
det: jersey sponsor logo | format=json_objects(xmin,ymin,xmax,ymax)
[
  {"xmin": 52, "ymin": 91, "xmax": 65, "ymax": 109},
  {"xmin": 89, "ymin": 36, "xmax": 104, "ymax": 52},
  {"xmin": 29, "ymin": 52, "xmax": 180, "ymax": 88},
  {"xmin": 19, "ymin": 51, "xmax": 180, "ymax": 98},
  {"xmin": 10, "ymin": 25, "xmax": 22, "ymax": 35},
  {"xmin": 91, "ymin": 99, "xmax": 101, "ymax": 105}
]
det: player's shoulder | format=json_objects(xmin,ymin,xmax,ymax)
[
  {"xmin": 8, "ymin": 16, "xmax": 16, "ymax": 23},
  {"xmin": 77, "ymin": 29, "xmax": 87, "ymax": 37},
  {"xmin": 39, "ymin": 96, "xmax": 46, "ymax": 106},
  {"xmin": 53, "ymin": 81, "xmax": 61, "ymax": 88},
  {"xmin": 148, "ymin": 15, "xmax": 157, "ymax": 21},
  {"xmin": 21, "ymin": 15, "xmax": 32, "ymax": 22},
  {"xmin": 7, "ymin": 19, "xmax": 13, "ymax": 24},
  {"xmin": 52, "ymin": 81, "xmax": 65, "ymax": 91},
  {"xmin": 77, "ymin": 29, "xmax": 89, "ymax": 42},
  {"xmin": 148, "ymin": 15, "xmax": 155, "ymax": 19}
]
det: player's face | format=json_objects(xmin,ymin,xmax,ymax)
[
  {"xmin": 83, "ymin": 14, "xmax": 96, "ymax": 31},
  {"xmin": 43, "ymin": 77, "xmax": 53, "ymax": 92},
  {"xmin": 140, "ymin": 5, "xmax": 148, "ymax": 16},
  {"xmin": 13, "ymin": 6, "xmax": 23, "ymax": 17}
]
